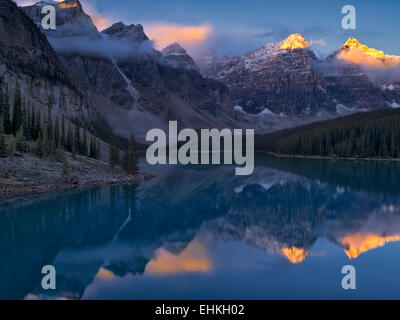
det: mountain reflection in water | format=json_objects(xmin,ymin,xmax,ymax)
[{"xmin": 1, "ymin": 155, "xmax": 400, "ymax": 300}]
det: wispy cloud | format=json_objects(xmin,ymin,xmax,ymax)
[{"xmin": 145, "ymin": 23, "xmax": 212, "ymax": 50}]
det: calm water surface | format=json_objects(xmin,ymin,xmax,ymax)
[{"xmin": 1, "ymin": 155, "xmax": 400, "ymax": 300}]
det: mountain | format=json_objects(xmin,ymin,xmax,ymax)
[
  {"xmin": 197, "ymin": 34, "xmax": 336, "ymax": 115},
  {"xmin": 15, "ymin": 0, "xmax": 400, "ymax": 139},
  {"xmin": 20, "ymin": 1, "xmax": 235, "ymax": 141},
  {"xmin": 196, "ymin": 34, "xmax": 400, "ymax": 118},
  {"xmin": 21, "ymin": 0, "xmax": 99, "ymax": 38},
  {"xmin": 324, "ymin": 37, "xmax": 400, "ymax": 111},
  {"xmin": 0, "ymin": 0, "xmax": 86, "ymax": 121},
  {"xmin": 194, "ymin": 48, "xmax": 229, "ymax": 79},
  {"xmin": 161, "ymin": 43, "xmax": 200, "ymax": 72},
  {"xmin": 102, "ymin": 21, "xmax": 149, "ymax": 43}
]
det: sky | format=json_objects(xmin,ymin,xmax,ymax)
[{"xmin": 15, "ymin": 0, "xmax": 400, "ymax": 58}]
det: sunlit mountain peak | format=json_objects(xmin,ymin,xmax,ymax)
[
  {"xmin": 57, "ymin": 0, "xmax": 79, "ymax": 9},
  {"xmin": 280, "ymin": 34, "xmax": 309, "ymax": 50},
  {"xmin": 341, "ymin": 233, "xmax": 400, "ymax": 259},
  {"xmin": 145, "ymin": 241, "xmax": 212, "ymax": 275},
  {"xmin": 281, "ymin": 246, "xmax": 309, "ymax": 264},
  {"xmin": 339, "ymin": 37, "xmax": 400, "ymax": 68}
]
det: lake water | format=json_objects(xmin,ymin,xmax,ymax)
[{"xmin": 1, "ymin": 155, "xmax": 400, "ymax": 300}]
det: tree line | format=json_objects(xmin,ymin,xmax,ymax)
[
  {"xmin": 0, "ymin": 83, "xmax": 100, "ymax": 160},
  {"xmin": 256, "ymin": 108, "xmax": 400, "ymax": 159},
  {"xmin": 0, "ymin": 81, "xmax": 139, "ymax": 175},
  {"xmin": 109, "ymin": 134, "xmax": 138, "ymax": 175}
]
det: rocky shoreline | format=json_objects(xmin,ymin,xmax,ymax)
[{"xmin": 0, "ymin": 153, "xmax": 153, "ymax": 201}]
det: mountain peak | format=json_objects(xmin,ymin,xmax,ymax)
[
  {"xmin": 162, "ymin": 42, "xmax": 187, "ymax": 55},
  {"xmin": 57, "ymin": 0, "xmax": 81, "ymax": 9},
  {"xmin": 22, "ymin": 0, "xmax": 99, "ymax": 38},
  {"xmin": 161, "ymin": 43, "xmax": 199, "ymax": 72},
  {"xmin": 343, "ymin": 36, "xmax": 361, "ymax": 48},
  {"xmin": 102, "ymin": 22, "xmax": 148, "ymax": 42},
  {"xmin": 280, "ymin": 33, "xmax": 309, "ymax": 50},
  {"xmin": 33, "ymin": 0, "xmax": 82, "ymax": 10},
  {"xmin": 339, "ymin": 37, "xmax": 400, "ymax": 68}
]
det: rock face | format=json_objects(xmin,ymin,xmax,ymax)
[
  {"xmin": 13, "ymin": 0, "xmax": 400, "ymax": 137},
  {"xmin": 21, "ymin": 0, "xmax": 134, "ymax": 114},
  {"xmin": 203, "ymin": 34, "xmax": 336, "ymax": 115},
  {"xmin": 21, "ymin": 0, "xmax": 99, "ymax": 38},
  {"xmin": 194, "ymin": 49, "xmax": 229, "ymax": 79},
  {"xmin": 0, "ymin": 0, "xmax": 85, "ymax": 119},
  {"xmin": 102, "ymin": 22, "xmax": 149, "ymax": 43},
  {"xmin": 19, "ymin": 2, "xmax": 233, "ymax": 140},
  {"xmin": 322, "ymin": 55, "xmax": 386, "ymax": 111},
  {"xmin": 161, "ymin": 43, "xmax": 200, "ymax": 72},
  {"xmin": 196, "ymin": 34, "xmax": 399, "ymax": 116}
]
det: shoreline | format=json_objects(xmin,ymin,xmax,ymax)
[
  {"xmin": 0, "ymin": 171, "xmax": 153, "ymax": 202},
  {"xmin": 0, "ymin": 152, "xmax": 153, "ymax": 201},
  {"xmin": 267, "ymin": 151, "xmax": 400, "ymax": 162}
]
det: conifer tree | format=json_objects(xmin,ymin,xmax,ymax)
[
  {"xmin": 3, "ymin": 85, "xmax": 11, "ymax": 134},
  {"xmin": 23, "ymin": 103, "xmax": 31, "ymax": 140},
  {"xmin": 16, "ymin": 127, "xmax": 27, "ymax": 153},
  {"xmin": 54, "ymin": 117, "xmax": 60, "ymax": 149},
  {"xmin": 74, "ymin": 124, "xmax": 81, "ymax": 155},
  {"xmin": 81, "ymin": 128, "xmax": 88, "ymax": 156},
  {"xmin": 96, "ymin": 139, "xmax": 100, "ymax": 159},
  {"xmin": 46, "ymin": 103, "xmax": 53, "ymax": 143},
  {"xmin": 123, "ymin": 134, "xmax": 138, "ymax": 174},
  {"xmin": 61, "ymin": 116, "xmax": 66, "ymax": 147},
  {"xmin": 30, "ymin": 105, "xmax": 36, "ymax": 140},
  {"xmin": 109, "ymin": 138, "xmax": 120, "ymax": 168},
  {"xmin": 0, "ymin": 117, "xmax": 8, "ymax": 158},
  {"xmin": 0, "ymin": 88, "xmax": 4, "ymax": 119},
  {"xmin": 89, "ymin": 136, "xmax": 96, "ymax": 158},
  {"xmin": 66, "ymin": 124, "xmax": 73, "ymax": 152},
  {"xmin": 11, "ymin": 84, "xmax": 23, "ymax": 135},
  {"xmin": 42, "ymin": 124, "xmax": 51, "ymax": 156},
  {"xmin": 35, "ymin": 110, "xmax": 41, "ymax": 141},
  {"xmin": 37, "ymin": 131, "xmax": 44, "ymax": 158}
]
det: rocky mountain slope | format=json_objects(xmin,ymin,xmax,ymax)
[
  {"xmin": 161, "ymin": 43, "xmax": 200, "ymax": 72},
  {"xmin": 20, "ymin": 0, "xmax": 235, "ymax": 141},
  {"xmin": 0, "ymin": 0, "xmax": 85, "ymax": 120},
  {"xmin": 8, "ymin": 0, "xmax": 400, "ymax": 140},
  {"xmin": 196, "ymin": 34, "xmax": 400, "ymax": 118}
]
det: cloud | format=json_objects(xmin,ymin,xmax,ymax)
[
  {"xmin": 145, "ymin": 23, "xmax": 212, "ymax": 50},
  {"xmin": 48, "ymin": 35, "xmax": 154, "ymax": 59}
]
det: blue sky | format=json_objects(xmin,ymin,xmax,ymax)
[{"xmin": 17, "ymin": 0, "xmax": 400, "ymax": 57}]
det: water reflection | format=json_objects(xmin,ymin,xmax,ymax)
[{"xmin": 1, "ymin": 155, "xmax": 400, "ymax": 299}]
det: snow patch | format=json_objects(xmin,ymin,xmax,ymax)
[
  {"xmin": 234, "ymin": 105, "xmax": 246, "ymax": 113},
  {"xmin": 258, "ymin": 107, "xmax": 275, "ymax": 116},
  {"xmin": 382, "ymin": 84, "xmax": 395, "ymax": 91},
  {"xmin": 390, "ymin": 102, "xmax": 400, "ymax": 108},
  {"xmin": 336, "ymin": 104, "xmax": 352, "ymax": 113}
]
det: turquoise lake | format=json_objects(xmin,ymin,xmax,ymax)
[{"xmin": 1, "ymin": 155, "xmax": 400, "ymax": 300}]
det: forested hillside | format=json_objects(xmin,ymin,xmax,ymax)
[{"xmin": 256, "ymin": 109, "xmax": 400, "ymax": 159}]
